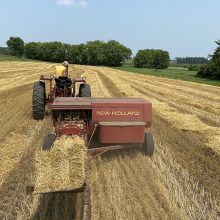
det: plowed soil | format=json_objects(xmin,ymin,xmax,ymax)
[{"xmin": 0, "ymin": 61, "xmax": 220, "ymax": 220}]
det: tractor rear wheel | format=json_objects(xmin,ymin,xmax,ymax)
[
  {"xmin": 143, "ymin": 132, "xmax": 154, "ymax": 157},
  {"xmin": 79, "ymin": 84, "xmax": 91, "ymax": 97},
  {"xmin": 42, "ymin": 134, "xmax": 56, "ymax": 150},
  {"xmin": 32, "ymin": 81, "xmax": 45, "ymax": 120}
]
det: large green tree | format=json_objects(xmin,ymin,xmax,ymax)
[
  {"xmin": 6, "ymin": 37, "xmax": 24, "ymax": 57},
  {"xmin": 104, "ymin": 40, "xmax": 132, "ymax": 66},
  {"xmin": 134, "ymin": 49, "xmax": 170, "ymax": 69},
  {"xmin": 25, "ymin": 42, "xmax": 40, "ymax": 59},
  {"xmin": 86, "ymin": 41, "xmax": 106, "ymax": 65},
  {"xmin": 197, "ymin": 40, "xmax": 220, "ymax": 79},
  {"xmin": 152, "ymin": 50, "xmax": 170, "ymax": 69},
  {"xmin": 134, "ymin": 50, "xmax": 154, "ymax": 68},
  {"xmin": 66, "ymin": 44, "xmax": 81, "ymax": 64}
]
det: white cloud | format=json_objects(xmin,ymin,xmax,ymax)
[
  {"xmin": 56, "ymin": 0, "xmax": 88, "ymax": 7},
  {"xmin": 79, "ymin": 1, "xmax": 88, "ymax": 7},
  {"xmin": 56, "ymin": 0, "xmax": 75, "ymax": 6}
]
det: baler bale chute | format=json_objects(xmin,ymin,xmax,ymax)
[{"xmin": 27, "ymin": 72, "xmax": 154, "ymax": 196}]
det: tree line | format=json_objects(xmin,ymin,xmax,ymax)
[
  {"xmin": 5, "ymin": 36, "xmax": 170, "ymax": 68},
  {"xmin": 6, "ymin": 37, "xmax": 132, "ymax": 67},
  {"xmin": 25, "ymin": 40, "xmax": 132, "ymax": 66},
  {"xmin": 6, "ymin": 36, "xmax": 220, "ymax": 78},
  {"xmin": 176, "ymin": 57, "xmax": 208, "ymax": 64},
  {"xmin": 134, "ymin": 49, "xmax": 170, "ymax": 69},
  {"xmin": 198, "ymin": 40, "xmax": 220, "ymax": 79}
]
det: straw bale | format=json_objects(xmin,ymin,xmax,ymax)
[{"xmin": 34, "ymin": 135, "xmax": 86, "ymax": 193}]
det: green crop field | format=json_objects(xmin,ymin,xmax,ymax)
[{"xmin": 113, "ymin": 65, "xmax": 220, "ymax": 87}]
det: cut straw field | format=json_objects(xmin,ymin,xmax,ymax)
[
  {"xmin": 77, "ymin": 65, "xmax": 220, "ymax": 220},
  {"xmin": 0, "ymin": 61, "xmax": 220, "ymax": 219},
  {"xmin": 0, "ymin": 62, "xmax": 83, "ymax": 219}
]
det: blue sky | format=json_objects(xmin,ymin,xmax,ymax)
[{"xmin": 0, "ymin": 0, "xmax": 220, "ymax": 58}]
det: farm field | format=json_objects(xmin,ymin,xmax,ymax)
[
  {"xmin": 114, "ymin": 65, "xmax": 220, "ymax": 87},
  {"xmin": 0, "ymin": 61, "xmax": 220, "ymax": 219}
]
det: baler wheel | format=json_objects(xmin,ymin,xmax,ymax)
[
  {"xmin": 32, "ymin": 81, "xmax": 45, "ymax": 120},
  {"xmin": 143, "ymin": 132, "xmax": 155, "ymax": 157},
  {"xmin": 79, "ymin": 84, "xmax": 91, "ymax": 97},
  {"xmin": 42, "ymin": 134, "xmax": 56, "ymax": 150}
]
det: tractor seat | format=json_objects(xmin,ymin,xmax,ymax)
[
  {"xmin": 58, "ymin": 77, "xmax": 72, "ymax": 84},
  {"xmin": 56, "ymin": 77, "xmax": 72, "ymax": 89}
]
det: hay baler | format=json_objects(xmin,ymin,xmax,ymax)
[
  {"xmin": 32, "ymin": 75, "xmax": 154, "ymax": 156},
  {"xmin": 44, "ymin": 97, "xmax": 154, "ymax": 157},
  {"xmin": 28, "ymin": 74, "xmax": 154, "ymax": 216}
]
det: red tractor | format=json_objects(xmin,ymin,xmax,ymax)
[
  {"xmin": 32, "ymin": 74, "xmax": 154, "ymax": 157},
  {"xmin": 32, "ymin": 75, "xmax": 91, "ymax": 120}
]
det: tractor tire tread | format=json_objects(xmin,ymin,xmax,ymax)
[
  {"xmin": 79, "ymin": 84, "xmax": 91, "ymax": 97},
  {"xmin": 143, "ymin": 132, "xmax": 155, "ymax": 157},
  {"xmin": 32, "ymin": 81, "xmax": 45, "ymax": 120}
]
